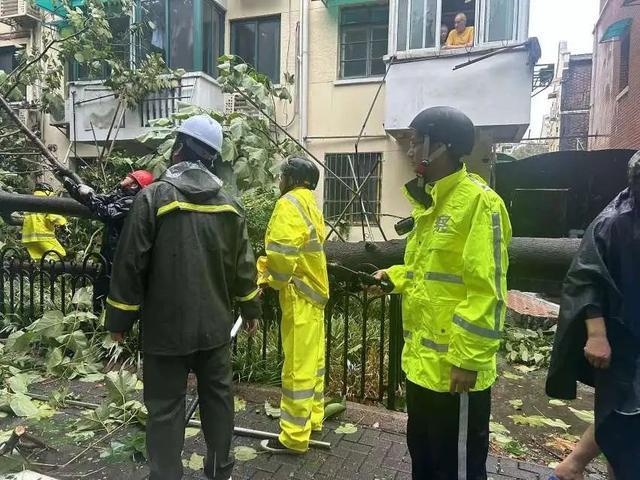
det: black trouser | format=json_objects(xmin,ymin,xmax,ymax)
[
  {"xmin": 143, "ymin": 345, "xmax": 234, "ymax": 480},
  {"xmin": 406, "ymin": 380, "xmax": 491, "ymax": 480},
  {"xmin": 597, "ymin": 412, "xmax": 640, "ymax": 480}
]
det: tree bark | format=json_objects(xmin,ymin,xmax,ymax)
[{"xmin": 325, "ymin": 237, "xmax": 580, "ymax": 295}]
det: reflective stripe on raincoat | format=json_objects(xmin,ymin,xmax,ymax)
[
  {"xmin": 386, "ymin": 165, "xmax": 512, "ymax": 393},
  {"xmin": 258, "ymin": 187, "xmax": 329, "ymax": 306}
]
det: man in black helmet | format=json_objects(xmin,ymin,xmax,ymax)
[
  {"xmin": 106, "ymin": 115, "xmax": 261, "ymax": 480},
  {"xmin": 372, "ymin": 107, "xmax": 511, "ymax": 479},
  {"xmin": 257, "ymin": 156, "xmax": 329, "ymax": 454}
]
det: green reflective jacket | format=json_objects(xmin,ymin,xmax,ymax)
[{"xmin": 386, "ymin": 166, "xmax": 512, "ymax": 392}]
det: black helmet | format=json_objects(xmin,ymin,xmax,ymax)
[
  {"xmin": 281, "ymin": 156, "xmax": 320, "ymax": 190},
  {"xmin": 409, "ymin": 106, "xmax": 475, "ymax": 158},
  {"xmin": 35, "ymin": 182, "xmax": 53, "ymax": 193}
]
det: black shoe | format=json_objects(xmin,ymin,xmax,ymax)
[{"xmin": 260, "ymin": 439, "xmax": 305, "ymax": 454}]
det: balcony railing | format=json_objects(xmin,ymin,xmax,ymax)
[{"xmin": 67, "ymin": 72, "xmax": 223, "ymax": 143}]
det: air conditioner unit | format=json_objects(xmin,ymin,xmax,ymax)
[
  {"xmin": 0, "ymin": 0, "xmax": 40, "ymax": 24},
  {"xmin": 18, "ymin": 108, "xmax": 39, "ymax": 130}
]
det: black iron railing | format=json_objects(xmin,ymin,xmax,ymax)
[{"xmin": 1, "ymin": 246, "xmax": 406, "ymax": 409}]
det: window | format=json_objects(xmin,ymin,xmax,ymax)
[
  {"xmin": 71, "ymin": 13, "xmax": 131, "ymax": 81},
  {"xmin": 339, "ymin": 5, "xmax": 389, "ymax": 79},
  {"xmin": 620, "ymin": 32, "xmax": 630, "ymax": 93},
  {"xmin": 395, "ymin": 0, "xmax": 527, "ymax": 52},
  {"xmin": 231, "ymin": 16, "xmax": 281, "ymax": 83},
  {"xmin": 323, "ymin": 153, "xmax": 382, "ymax": 225},
  {"xmin": 482, "ymin": 0, "xmax": 517, "ymax": 43},
  {"xmin": 202, "ymin": 0, "xmax": 225, "ymax": 76},
  {"xmin": 0, "ymin": 46, "xmax": 19, "ymax": 74}
]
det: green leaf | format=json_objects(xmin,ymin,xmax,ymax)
[
  {"xmin": 5, "ymin": 331, "xmax": 33, "ymax": 353},
  {"xmin": 234, "ymin": 396, "xmax": 246, "ymax": 413},
  {"xmin": 182, "ymin": 452, "xmax": 204, "ymax": 470},
  {"xmin": 233, "ymin": 445, "xmax": 258, "ymax": 461},
  {"xmin": 264, "ymin": 400, "xmax": 281, "ymax": 419},
  {"xmin": 80, "ymin": 373, "xmax": 106, "ymax": 383},
  {"xmin": 27, "ymin": 310, "xmax": 65, "ymax": 339},
  {"xmin": 9, "ymin": 393, "xmax": 39, "ymax": 417},
  {"xmin": 7, "ymin": 373, "xmax": 40, "ymax": 394},
  {"xmin": 45, "ymin": 347, "xmax": 64, "ymax": 372},
  {"xmin": 324, "ymin": 399, "xmax": 347, "ymax": 420},
  {"xmin": 502, "ymin": 371, "xmax": 524, "ymax": 380},
  {"xmin": 513, "ymin": 365, "xmax": 538, "ymax": 373},
  {"xmin": 105, "ymin": 370, "xmax": 138, "ymax": 405},
  {"xmin": 71, "ymin": 287, "xmax": 93, "ymax": 309},
  {"xmin": 184, "ymin": 427, "xmax": 200, "ymax": 439},
  {"xmin": 509, "ymin": 414, "xmax": 570, "ymax": 430},
  {"xmin": 74, "ymin": 52, "xmax": 85, "ymax": 63},
  {"xmin": 568, "ymin": 407, "xmax": 594, "ymax": 424},
  {"xmin": 489, "ymin": 421, "xmax": 510, "ymax": 434},
  {"xmin": 335, "ymin": 423, "xmax": 358, "ymax": 435},
  {"xmin": 221, "ymin": 137, "xmax": 237, "ymax": 163},
  {"xmin": 549, "ymin": 399, "xmax": 567, "ymax": 407},
  {"xmin": 508, "ymin": 399, "xmax": 523, "ymax": 410}
]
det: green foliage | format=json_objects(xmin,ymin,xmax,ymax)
[
  {"xmin": 242, "ymin": 187, "xmax": 279, "ymax": 255},
  {"xmin": 137, "ymin": 55, "xmax": 300, "ymax": 192},
  {"xmin": 501, "ymin": 326, "xmax": 553, "ymax": 368}
]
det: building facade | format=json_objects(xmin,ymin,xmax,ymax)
[
  {"xmin": 1, "ymin": 0, "xmax": 538, "ymax": 240},
  {"xmin": 543, "ymin": 43, "xmax": 592, "ymax": 152},
  {"xmin": 589, "ymin": 0, "xmax": 640, "ymax": 150}
]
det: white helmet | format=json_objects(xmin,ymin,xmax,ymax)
[{"xmin": 176, "ymin": 114, "xmax": 223, "ymax": 154}]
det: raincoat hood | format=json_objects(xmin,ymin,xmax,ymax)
[{"xmin": 158, "ymin": 161, "xmax": 223, "ymax": 202}]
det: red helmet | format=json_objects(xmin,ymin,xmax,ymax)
[{"xmin": 127, "ymin": 170, "xmax": 154, "ymax": 188}]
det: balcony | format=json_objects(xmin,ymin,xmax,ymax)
[
  {"xmin": 66, "ymin": 72, "xmax": 224, "ymax": 144},
  {"xmin": 384, "ymin": 42, "xmax": 538, "ymax": 142}
]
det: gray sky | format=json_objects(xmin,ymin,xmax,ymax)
[{"xmin": 527, "ymin": 0, "xmax": 600, "ymax": 138}]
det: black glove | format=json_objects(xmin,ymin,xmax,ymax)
[{"xmin": 62, "ymin": 176, "xmax": 78, "ymax": 193}]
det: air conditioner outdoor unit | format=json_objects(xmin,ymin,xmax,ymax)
[{"xmin": 0, "ymin": 0, "xmax": 40, "ymax": 24}]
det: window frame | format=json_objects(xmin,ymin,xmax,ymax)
[
  {"xmin": 389, "ymin": 0, "xmax": 529, "ymax": 54},
  {"xmin": 230, "ymin": 14, "xmax": 281, "ymax": 84},
  {"xmin": 338, "ymin": 4, "xmax": 390, "ymax": 80},
  {"xmin": 323, "ymin": 152, "xmax": 383, "ymax": 226},
  {"xmin": 619, "ymin": 31, "xmax": 631, "ymax": 94}
]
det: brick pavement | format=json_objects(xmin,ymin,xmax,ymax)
[{"xmin": 227, "ymin": 399, "xmax": 601, "ymax": 480}]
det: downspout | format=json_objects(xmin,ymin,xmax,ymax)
[{"xmin": 299, "ymin": 0, "xmax": 309, "ymax": 145}]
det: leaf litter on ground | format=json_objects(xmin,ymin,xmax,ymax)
[
  {"xmin": 335, "ymin": 423, "xmax": 358, "ymax": 434},
  {"xmin": 234, "ymin": 445, "xmax": 258, "ymax": 461},
  {"xmin": 264, "ymin": 400, "xmax": 280, "ymax": 418}
]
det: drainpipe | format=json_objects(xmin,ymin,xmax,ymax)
[{"xmin": 299, "ymin": 0, "xmax": 309, "ymax": 145}]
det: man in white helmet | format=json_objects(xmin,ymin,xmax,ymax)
[{"xmin": 106, "ymin": 115, "xmax": 261, "ymax": 480}]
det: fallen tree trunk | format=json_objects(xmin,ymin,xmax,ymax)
[
  {"xmin": 325, "ymin": 237, "xmax": 581, "ymax": 295},
  {"xmin": 0, "ymin": 192, "xmax": 581, "ymax": 295},
  {"xmin": 0, "ymin": 191, "xmax": 95, "ymax": 219}
]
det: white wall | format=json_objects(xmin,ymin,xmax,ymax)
[{"xmin": 385, "ymin": 48, "xmax": 534, "ymax": 141}]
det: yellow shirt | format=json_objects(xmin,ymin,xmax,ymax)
[{"xmin": 446, "ymin": 26, "xmax": 475, "ymax": 47}]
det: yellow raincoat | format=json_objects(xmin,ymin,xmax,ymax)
[
  {"xmin": 257, "ymin": 187, "xmax": 329, "ymax": 452},
  {"xmin": 21, "ymin": 190, "xmax": 67, "ymax": 261},
  {"xmin": 386, "ymin": 166, "xmax": 511, "ymax": 393}
]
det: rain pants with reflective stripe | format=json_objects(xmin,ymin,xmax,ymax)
[
  {"xmin": 258, "ymin": 187, "xmax": 329, "ymax": 451},
  {"xmin": 386, "ymin": 166, "xmax": 511, "ymax": 393},
  {"xmin": 21, "ymin": 190, "xmax": 67, "ymax": 260}
]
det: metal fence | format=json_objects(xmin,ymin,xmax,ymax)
[{"xmin": 0, "ymin": 246, "xmax": 406, "ymax": 410}]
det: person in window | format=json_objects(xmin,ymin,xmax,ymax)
[
  {"xmin": 547, "ymin": 151, "xmax": 640, "ymax": 480},
  {"xmin": 445, "ymin": 13, "xmax": 474, "ymax": 49},
  {"xmin": 441, "ymin": 24, "xmax": 451, "ymax": 46}
]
